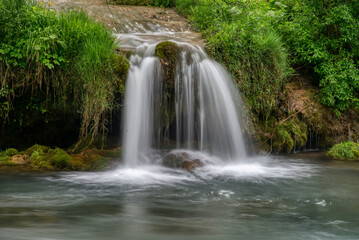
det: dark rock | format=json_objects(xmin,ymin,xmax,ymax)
[{"xmin": 162, "ymin": 151, "xmax": 204, "ymax": 171}]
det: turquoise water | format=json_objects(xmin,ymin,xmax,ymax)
[{"xmin": 0, "ymin": 154, "xmax": 358, "ymax": 240}]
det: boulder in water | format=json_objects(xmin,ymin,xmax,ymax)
[{"xmin": 162, "ymin": 151, "xmax": 204, "ymax": 171}]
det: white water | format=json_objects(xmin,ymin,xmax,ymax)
[{"xmin": 122, "ymin": 42, "xmax": 247, "ymax": 167}]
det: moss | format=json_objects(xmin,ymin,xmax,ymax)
[
  {"xmin": 112, "ymin": 53, "xmax": 130, "ymax": 97},
  {"xmin": 67, "ymin": 156, "xmax": 87, "ymax": 171},
  {"xmin": 1, "ymin": 145, "xmax": 121, "ymax": 171},
  {"xmin": 0, "ymin": 156, "xmax": 12, "ymax": 165},
  {"xmin": 271, "ymin": 117, "xmax": 308, "ymax": 153},
  {"xmin": 25, "ymin": 144, "xmax": 51, "ymax": 156},
  {"xmin": 287, "ymin": 119, "xmax": 307, "ymax": 148},
  {"xmin": 87, "ymin": 155, "xmax": 110, "ymax": 171},
  {"xmin": 67, "ymin": 148, "xmax": 121, "ymax": 171},
  {"xmin": 273, "ymin": 125, "xmax": 294, "ymax": 153},
  {"xmin": 29, "ymin": 149, "xmax": 52, "ymax": 170},
  {"xmin": 0, "ymin": 148, "xmax": 19, "ymax": 165},
  {"xmin": 328, "ymin": 142, "xmax": 359, "ymax": 161},
  {"xmin": 154, "ymin": 41, "xmax": 178, "ymax": 131},
  {"xmin": 5, "ymin": 148, "xmax": 18, "ymax": 156},
  {"xmin": 24, "ymin": 145, "xmax": 69, "ymax": 170},
  {"xmin": 113, "ymin": 53, "xmax": 130, "ymax": 75},
  {"xmin": 155, "ymin": 41, "xmax": 178, "ymax": 88},
  {"xmin": 50, "ymin": 148, "xmax": 71, "ymax": 169}
]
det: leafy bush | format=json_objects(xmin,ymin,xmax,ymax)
[
  {"xmin": 0, "ymin": 148, "xmax": 18, "ymax": 164},
  {"xmin": 328, "ymin": 142, "xmax": 359, "ymax": 160},
  {"xmin": 5, "ymin": 148, "xmax": 18, "ymax": 156},
  {"xmin": 280, "ymin": 0, "xmax": 359, "ymax": 113},
  {"xmin": 176, "ymin": 0, "xmax": 290, "ymax": 120},
  {"xmin": 0, "ymin": 0, "xmax": 129, "ymax": 149},
  {"xmin": 175, "ymin": 0, "xmax": 359, "ymax": 151}
]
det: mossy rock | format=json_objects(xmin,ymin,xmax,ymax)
[
  {"xmin": 273, "ymin": 125, "xmax": 294, "ymax": 153},
  {"xmin": 5, "ymin": 148, "xmax": 18, "ymax": 156},
  {"xmin": 155, "ymin": 41, "xmax": 178, "ymax": 88},
  {"xmin": 29, "ymin": 150, "xmax": 53, "ymax": 170},
  {"xmin": 24, "ymin": 145, "xmax": 70, "ymax": 170},
  {"xmin": 272, "ymin": 117, "xmax": 307, "ymax": 153},
  {"xmin": 25, "ymin": 144, "xmax": 51, "ymax": 156},
  {"xmin": 0, "ymin": 156, "xmax": 12, "ymax": 165},
  {"xmin": 328, "ymin": 142, "xmax": 359, "ymax": 161},
  {"xmin": 67, "ymin": 156, "xmax": 87, "ymax": 171},
  {"xmin": 154, "ymin": 41, "xmax": 178, "ymax": 131},
  {"xmin": 68, "ymin": 148, "xmax": 121, "ymax": 171},
  {"xmin": 1, "ymin": 145, "xmax": 121, "ymax": 171},
  {"xmin": 50, "ymin": 148, "xmax": 71, "ymax": 169},
  {"xmin": 112, "ymin": 53, "xmax": 130, "ymax": 90},
  {"xmin": 0, "ymin": 148, "xmax": 19, "ymax": 165}
]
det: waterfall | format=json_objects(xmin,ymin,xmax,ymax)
[{"xmin": 122, "ymin": 42, "xmax": 247, "ymax": 166}]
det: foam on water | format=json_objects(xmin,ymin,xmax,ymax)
[
  {"xmin": 60, "ymin": 153, "xmax": 317, "ymax": 187},
  {"xmin": 196, "ymin": 156, "xmax": 318, "ymax": 180},
  {"xmin": 60, "ymin": 165, "xmax": 196, "ymax": 186}
]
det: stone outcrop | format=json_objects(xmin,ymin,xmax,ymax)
[{"xmin": 162, "ymin": 151, "xmax": 204, "ymax": 171}]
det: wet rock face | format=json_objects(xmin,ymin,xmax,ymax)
[
  {"xmin": 162, "ymin": 151, "xmax": 204, "ymax": 171},
  {"xmin": 154, "ymin": 41, "xmax": 178, "ymax": 132},
  {"xmin": 155, "ymin": 41, "xmax": 178, "ymax": 89}
]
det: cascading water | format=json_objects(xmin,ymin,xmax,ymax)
[{"xmin": 122, "ymin": 42, "xmax": 247, "ymax": 166}]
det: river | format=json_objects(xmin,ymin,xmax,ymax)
[{"xmin": 1, "ymin": 153, "xmax": 359, "ymax": 240}]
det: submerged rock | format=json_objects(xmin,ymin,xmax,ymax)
[{"xmin": 162, "ymin": 151, "xmax": 204, "ymax": 171}]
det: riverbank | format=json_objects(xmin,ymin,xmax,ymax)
[{"xmin": 0, "ymin": 145, "xmax": 121, "ymax": 171}]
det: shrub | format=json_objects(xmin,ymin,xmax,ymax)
[
  {"xmin": 280, "ymin": 0, "xmax": 359, "ymax": 113},
  {"xmin": 328, "ymin": 142, "xmax": 359, "ymax": 160},
  {"xmin": 5, "ymin": 148, "xmax": 18, "ymax": 156},
  {"xmin": 176, "ymin": 0, "xmax": 290, "ymax": 120},
  {"xmin": 0, "ymin": 0, "xmax": 129, "ymax": 149}
]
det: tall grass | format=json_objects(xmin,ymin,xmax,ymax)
[{"xmin": 0, "ymin": 0, "xmax": 128, "ymax": 149}]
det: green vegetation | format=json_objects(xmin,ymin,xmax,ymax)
[
  {"xmin": 2, "ymin": 0, "xmax": 358, "ymax": 154},
  {"xmin": 0, "ymin": 148, "xmax": 18, "ymax": 164},
  {"xmin": 174, "ymin": 0, "xmax": 359, "ymax": 114},
  {"xmin": 176, "ymin": 0, "xmax": 290, "ymax": 121},
  {"xmin": 0, "ymin": 0, "xmax": 129, "ymax": 150},
  {"xmin": 0, "ymin": 145, "xmax": 121, "ymax": 170},
  {"xmin": 171, "ymin": 0, "xmax": 359, "ymax": 152},
  {"xmin": 110, "ymin": 0, "xmax": 175, "ymax": 7},
  {"xmin": 154, "ymin": 41, "xmax": 178, "ymax": 130},
  {"xmin": 281, "ymin": 0, "xmax": 359, "ymax": 113},
  {"xmin": 328, "ymin": 142, "xmax": 359, "ymax": 161},
  {"xmin": 155, "ymin": 41, "xmax": 178, "ymax": 88}
]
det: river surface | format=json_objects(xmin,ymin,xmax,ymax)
[{"xmin": 1, "ymin": 153, "xmax": 358, "ymax": 240}]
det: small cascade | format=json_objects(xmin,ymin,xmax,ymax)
[
  {"xmin": 122, "ymin": 42, "xmax": 248, "ymax": 166},
  {"xmin": 122, "ymin": 45, "xmax": 162, "ymax": 167}
]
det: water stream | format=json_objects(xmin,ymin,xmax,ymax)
[{"xmin": 122, "ymin": 42, "xmax": 247, "ymax": 166}]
